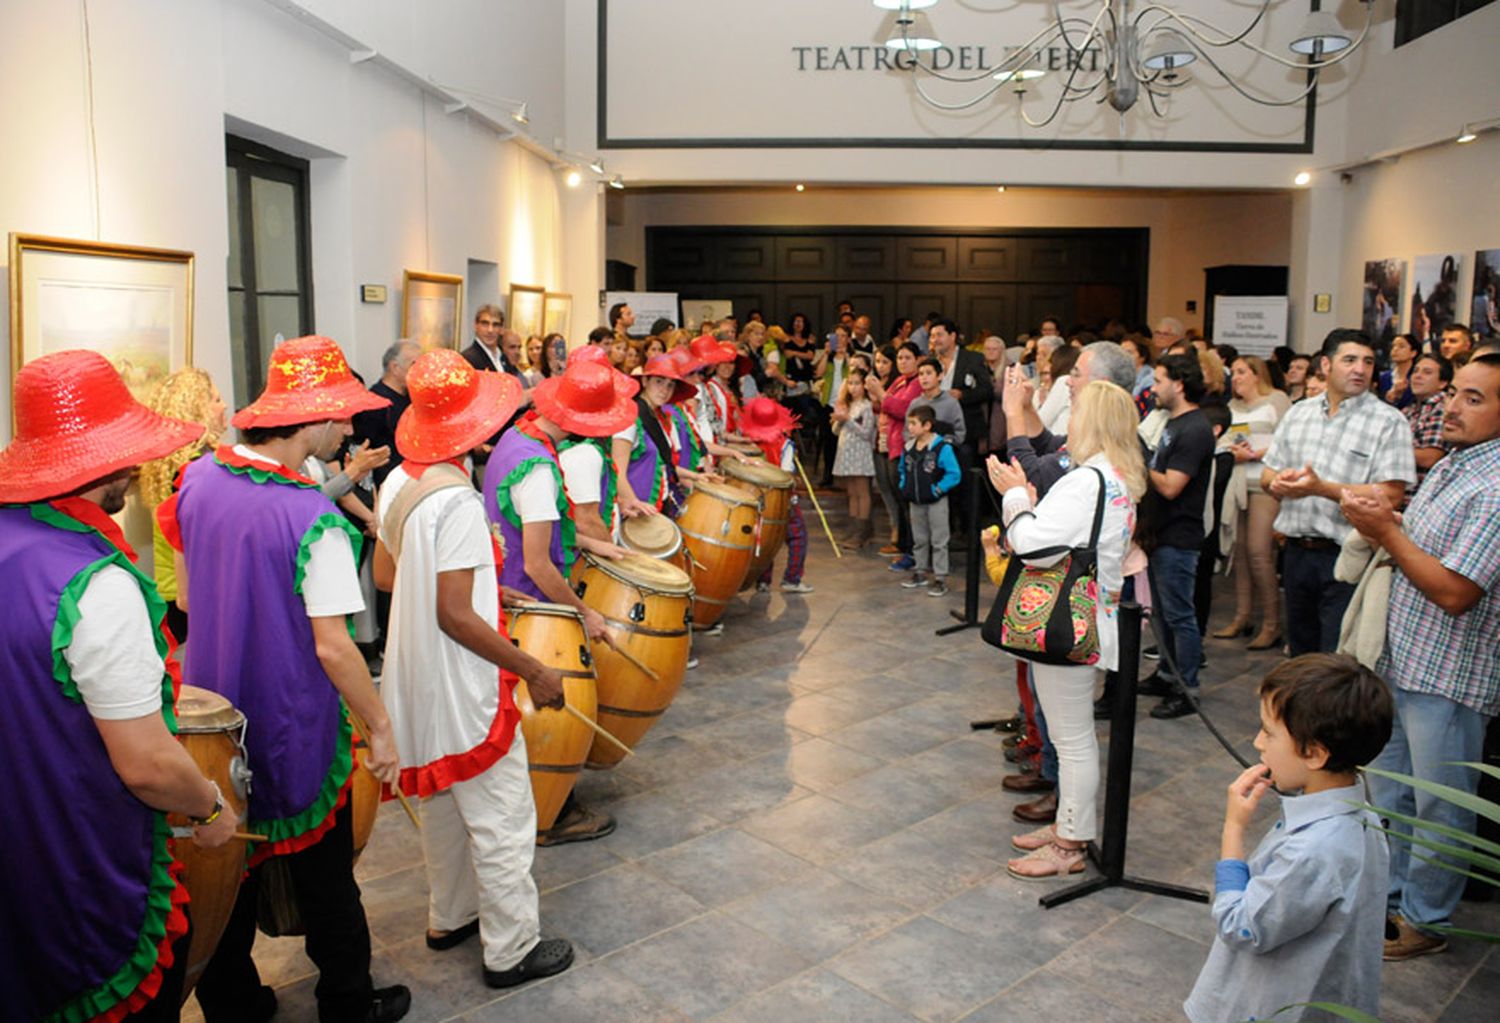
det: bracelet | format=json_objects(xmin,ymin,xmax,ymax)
[{"xmin": 190, "ymin": 780, "xmax": 224, "ymax": 826}]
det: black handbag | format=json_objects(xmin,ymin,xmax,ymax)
[{"xmin": 980, "ymin": 467, "xmax": 1107, "ymax": 666}]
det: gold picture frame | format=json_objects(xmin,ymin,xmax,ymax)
[
  {"xmin": 542, "ymin": 291, "xmax": 573, "ymax": 341},
  {"xmin": 508, "ymin": 283, "xmax": 546, "ymax": 342},
  {"xmin": 9, "ymin": 232, "xmax": 195, "ymax": 404},
  {"xmin": 401, "ymin": 269, "xmax": 465, "ymax": 350}
]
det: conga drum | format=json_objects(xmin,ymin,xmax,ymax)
[
  {"xmin": 508, "ymin": 602, "xmax": 599, "ymax": 831},
  {"xmin": 172, "ymin": 685, "xmax": 252, "ymax": 1003},
  {"xmin": 620, "ymin": 511, "xmax": 691, "ymax": 576},
  {"xmin": 572, "ymin": 551, "xmax": 693, "ymax": 768},
  {"xmin": 726, "ymin": 441, "xmax": 765, "ymax": 461},
  {"xmin": 723, "ymin": 458, "xmax": 795, "ymax": 585},
  {"xmin": 676, "ymin": 479, "xmax": 760, "ymax": 627}
]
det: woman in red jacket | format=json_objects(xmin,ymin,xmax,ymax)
[{"xmin": 874, "ymin": 342, "xmax": 924, "ymax": 568}]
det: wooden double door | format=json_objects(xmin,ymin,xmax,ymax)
[{"xmin": 647, "ymin": 227, "xmax": 1149, "ymax": 340}]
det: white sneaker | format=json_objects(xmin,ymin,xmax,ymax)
[
  {"xmin": 686, "ymin": 656, "xmax": 699, "ymax": 669},
  {"xmin": 780, "ymin": 581, "xmax": 814, "ymax": 594},
  {"xmin": 698, "ymin": 622, "xmax": 724, "ymax": 637}
]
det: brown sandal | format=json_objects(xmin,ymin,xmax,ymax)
[{"xmin": 1007, "ymin": 841, "xmax": 1086, "ymax": 880}]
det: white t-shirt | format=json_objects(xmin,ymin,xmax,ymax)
[
  {"xmin": 67, "ymin": 565, "xmax": 165, "ymax": 721},
  {"xmin": 613, "ymin": 422, "xmax": 638, "ymax": 446},
  {"xmin": 375, "ymin": 465, "xmax": 502, "ymax": 765},
  {"xmin": 559, "ymin": 443, "xmax": 603, "ymax": 506},
  {"xmin": 510, "ymin": 460, "xmax": 561, "ymax": 522},
  {"xmin": 233, "ymin": 445, "xmax": 364, "ymax": 617}
]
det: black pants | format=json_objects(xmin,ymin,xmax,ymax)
[
  {"xmin": 1282, "ymin": 543, "xmax": 1354, "ymax": 657},
  {"xmin": 1194, "ymin": 540, "xmax": 1220, "ymax": 634},
  {"xmin": 197, "ymin": 802, "xmax": 374, "ymax": 1023},
  {"xmin": 127, "ymin": 918, "xmax": 192, "ymax": 1021}
]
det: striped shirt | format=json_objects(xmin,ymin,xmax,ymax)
[
  {"xmin": 1378, "ymin": 437, "xmax": 1500, "ymax": 716},
  {"xmin": 1262, "ymin": 391, "xmax": 1415, "ymax": 541}
]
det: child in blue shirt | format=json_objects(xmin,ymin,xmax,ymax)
[
  {"xmin": 1185, "ymin": 654, "xmax": 1394, "ymax": 1023},
  {"xmin": 897, "ymin": 406, "xmax": 961, "ymax": 597}
]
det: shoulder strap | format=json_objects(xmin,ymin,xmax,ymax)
[
  {"xmin": 1085, "ymin": 466, "xmax": 1107, "ymax": 550},
  {"xmin": 1006, "ymin": 466, "xmax": 1108, "ymax": 560},
  {"xmin": 382, "ymin": 463, "xmax": 473, "ymax": 563}
]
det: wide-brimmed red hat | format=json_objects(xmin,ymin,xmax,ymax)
[
  {"xmin": 738, "ymin": 396, "xmax": 799, "ymax": 442},
  {"xmin": 395, "ymin": 349, "xmax": 522, "ymax": 464},
  {"xmin": 533, "ymin": 360, "xmax": 638, "ymax": 437},
  {"xmin": 689, "ymin": 334, "xmax": 736, "ymax": 366},
  {"xmin": 0, "ymin": 350, "xmax": 204, "ymax": 503},
  {"xmin": 231, "ymin": 335, "xmax": 389, "ymax": 429},
  {"xmin": 568, "ymin": 344, "xmax": 641, "ymax": 397},
  {"xmin": 640, "ymin": 354, "xmax": 698, "ymax": 403}
]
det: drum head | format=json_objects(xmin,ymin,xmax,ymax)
[
  {"xmin": 620, "ymin": 513, "xmax": 681, "ymax": 556},
  {"xmin": 586, "ymin": 550, "xmax": 693, "ymax": 595},
  {"xmin": 726, "ymin": 442, "xmax": 764, "ymax": 460},
  {"xmin": 722, "ymin": 458, "xmax": 793, "ymax": 489},
  {"xmin": 510, "ymin": 601, "xmax": 585, "ymax": 621},
  {"xmin": 176, "ymin": 685, "xmax": 245, "ymax": 733},
  {"xmin": 693, "ymin": 478, "xmax": 761, "ymax": 506}
]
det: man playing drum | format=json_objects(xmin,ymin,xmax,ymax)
[
  {"xmin": 164, "ymin": 336, "xmax": 410, "ymax": 1023},
  {"xmin": 482, "ymin": 358, "xmax": 638, "ymax": 845},
  {"xmin": 0, "ymin": 351, "xmax": 240, "ymax": 1022},
  {"xmin": 555, "ymin": 345, "xmax": 637, "ymax": 543},
  {"xmin": 371, "ymin": 349, "xmax": 575, "ymax": 989}
]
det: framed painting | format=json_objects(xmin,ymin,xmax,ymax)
[
  {"xmin": 9, "ymin": 233, "xmax": 195, "ymax": 404},
  {"xmin": 508, "ymin": 284, "xmax": 545, "ymax": 342},
  {"xmin": 402, "ymin": 269, "xmax": 465, "ymax": 350},
  {"xmin": 542, "ymin": 291, "xmax": 572, "ymax": 341}
]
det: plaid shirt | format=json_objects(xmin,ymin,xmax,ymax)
[
  {"xmin": 1263, "ymin": 391, "xmax": 1415, "ymax": 541},
  {"xmin": 1379, "ymin": 437, "xmax": 1500, "ymax": 716}
]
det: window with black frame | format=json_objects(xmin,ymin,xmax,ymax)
[
  {"xmin": 1395, "ymin": 0, "xmax": 1495, "ymax": 46},
  {"xmin": 225, "ymin": 135, "xmax": 314, "ymax": 404}
]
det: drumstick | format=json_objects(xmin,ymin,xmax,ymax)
[
  {"xmin": 793, "ymin": 454, "xmax": 843, "ymax": 559},
  {"xmin": 347, "ymin": 707, "xmax": 422, "ymax": 831},
  {"xmin": 596, "ymin": 633, "xmax": 662, "ymax": 683},
  {"xmin": 170, "ymin": 827, "xmax": 270, "ymax": 842},
  {"xmin": 562, "ymin": 703, "xmax": 635, "ymax": 758}
]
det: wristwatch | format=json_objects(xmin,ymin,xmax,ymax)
[{"xmin": 190, "ymin": 780, "xmax": 224, "ymax": 826}]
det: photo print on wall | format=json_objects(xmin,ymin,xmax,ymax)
[
  {"xmin": 1472, "ymin": 249, "xmax": 1500, "ymax": 338},
  {"xmin": 1361, "ymin": 259, "xmax": 1404, "ymax": 350},
  {"xmin": 1408, "ymin": 253, "xmax": 1461, "ymax": 347}
]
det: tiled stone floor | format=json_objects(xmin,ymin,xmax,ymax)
[{"xmin": 186, "ymin": 513, "xmax": 1500, "ymax": 1022}]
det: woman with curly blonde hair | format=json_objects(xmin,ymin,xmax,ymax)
[{"xmin": 140, "ymin": 367, "xmax": 225, "ymax": 640}]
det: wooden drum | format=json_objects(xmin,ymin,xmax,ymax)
[
  {"xmin": 572, "ymin": 551, "xmax": 694, "ymax": 768},
  {"xmin": 508, "ymin": 602, "xmax": 599, "ymax": 831},
  {"xmin": 723, "ymin": 458, "xmax": 795, "ymax": 585},
  {"xmin": 172, "ymin": 685, "xmax": 252, "ymax": 1003},
  {"xmin": 620, "ymin": 511, "xmax": 691, "ymax": 576},
  {"xmin": 676, "ymin": 479, "xmax": 760, "ymax": 627},
  {"xmin": 725, "ymin": 441, "xmax": 765, "ymax": 461}
]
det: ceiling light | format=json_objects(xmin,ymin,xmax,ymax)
[
  {"xmin": 883, "ymin": 9, "xmax": 941, "ymax": 51},
  {"xmin": 1289, "ymin": 11, "xmax": 1353, "ymax": 57},
  {"xmin": 609, "ymin": 175, "xmax": 625, "ymax": 190},
  {"xmin": 871, "ymin": 0, "xmax": 935, "ymax": 9},
  {"xmin": 995, "ymin": 185, "xmax": 1006, "ymax": 193},
  {"xmin": 564, "ymin": 168, "xmax": 582, "ymax": 188},
  {"xmin": 1457, "ymin": 125, "xmax": 1478, "ymax": 144},
  {"xmin": 588, "ymin": 158, "xmax": 606, "ymax": 175},
  {"xmin": 992, "ymin": 67, "xmax": 1046, "ymax": 84},
  {"xmin": 795, "ymin": 184, "xmax": 805, "ymax": 192},
  {"xmin": 511, "ymin": 101, "xmax": 529, "ymax": 126},
  {"xmin": 1294, "ymin": 171, "xmax": 1312, "ymax": 186},
  {"xmin": 1142, "ymin": 30, "xmax": 1197, "ymax": 71}
]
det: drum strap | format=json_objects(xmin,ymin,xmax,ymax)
[{"xmin": 383, "ymin": 463, "xmax": 474, "ymax": 563}]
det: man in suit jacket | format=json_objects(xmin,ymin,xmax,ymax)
[
  {"xmin": 929, "ymin": 319, "xmax": 994, "ymax": 450},
  {"xmin": 462, "ymin": 304, "xmax": 511, "ymax": 374}
]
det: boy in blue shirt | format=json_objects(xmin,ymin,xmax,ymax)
[
  {"xmin": 897, "ymin": 406, "xmax": 961, "ymax": 597},
  {"xmin": 1185, "ymin": 654, "xmax": 1394, "ymax": 1022}
]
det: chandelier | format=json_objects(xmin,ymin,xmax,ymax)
[{"xmin": 873, "ymin": 0, "xmax": 1376, "ymax": 126}]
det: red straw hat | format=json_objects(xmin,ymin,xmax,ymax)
[
  {"xmin": 231, "ymin": 335, "xmax": 390, "ymax": 429},
  {"xmin": 395, "ymin": 349, "xmax": 522, "ymax": 464},
  {"xmin": 0, "ymin": 350, "xmax": 204, "ymax": 503},
  {"xmin": 532, "ymin": 360, "xmax": 639, "ymax": 437},
  {"xmin": 568, "ymin": 343, "xmax": 641, "ymax": 397},
  {"xmin": 668, "ymin": 346, "xmax": 707, "ymax": 377},
  {"xmin": 738, "ymin": 396, "xmax": 799, "ymax": 442},
  {"xmin": 640, "ymin": 354, "xmax": 698, "ymax": 403},
  {"xmin": 688, "ymin": 334, "xmax": 736, "ymax": 366}
]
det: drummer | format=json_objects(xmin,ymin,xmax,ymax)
[
  {"xmin": 165, "ymin": 336, "xmax": 411, "ymax": 1022},
  {"xmin": 482, "ymin": 358, "xmax": 638, "ymax": 845},
  {"xmin": 696, "ymin": 333, "xmax": 745, "ymax": 441},
  {"xmin": 556, "ymin": 345, "xmax": 639, "ymax": 543},
  {"xmin": 611, "ymin": 353, "xmax": 697, "ymax": 517},
  {"xmin": 740, "ymin": 397, "xmax": 815, "ymax": 595},
  {"xmin": 0, "ymin": 351, "xmax": 239, "ymax": 1022},
  {"xmin": 676, "ymin": 338, "xmax": 755, "ymax": 467},
  {"xmin": 372, "ymin": 349, "xmax": 576, "ymax": 989}
]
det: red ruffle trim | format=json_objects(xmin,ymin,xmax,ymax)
[
  {"xmin": 398, "ymin": 697, "xmax": 520, "ymax": 798},
  {"xmin": 247, "ymin": 776, "xmax": 352, "ymax": 869},
  {"xmin": 96, "ymin": 857, "xmax": 191, "ymax": 1023},
  {"xmin": 155, "ymin": 492, "xmax": 183, "ymax": 553},
  {"xmin": 213, "ymin": 446, "xmax": 319, "ymax": 486}
]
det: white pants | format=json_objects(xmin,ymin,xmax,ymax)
[
  {"xmin": 1030, "ymin": 663, "xmax": 1100, "ymax": 842},
  {"xmin": 419, "ymin": 730, "xmax": 540, "ymax": 971}
]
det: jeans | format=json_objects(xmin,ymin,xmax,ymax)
[
  {"xmin": 1030, "ymin": 663, "xmax": 1100, "ymax": 841},
  {"xmin": 1149, "ymin": 545, "xmax": 1202, "ymax": 689},
  {"xmin": 1366, "ymin": 688, "xmax": 1488, "ymax": 934},
  {"xmin": 1282, "ymin": 544, "xmax": 1355, "ymax": 656},
  {"xmin": 909, "ymin": 496, "xmax": 950, "ymax": 577},
  {"xmin": 872, "ymin": 453, "xmax": 900, "ymax": 541}
]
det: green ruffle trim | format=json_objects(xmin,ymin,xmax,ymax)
[
  {"xmin": 213, "ymin": 450, "xmax": 319, "ymax": 488},
  {"xmin": 45, "ymin": 813, "xmax": 179, "ymax": 1023},
  {"xmin": 250, "ymin": 701, "xmax": 354, "ymax": 844},
  {"xmin": 491, "ymin": 455, "xmax": 578, "ymax": 571},
  {"xmin": 672, "ymin": 407, "xmax": 706, "ymax": 471},
  {"xmin": 294, "ymin": 512, "xmax": 365, "ymax": 597}
]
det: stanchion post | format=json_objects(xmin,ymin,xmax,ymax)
[{"xmin": 936, "ymin": 464, "xmax": 984, "ymax": 636}]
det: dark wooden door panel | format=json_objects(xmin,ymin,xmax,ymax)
[
  {"xmin": 1019, "ymin": 287, "xmax": 1074, "ymax": 334},
  {"xmin": 895, "ymin": 236, "xmax": 957, "ymax": 281},
  {"xmin": 836, "ymin": 236, "xmax": 895, "ymax": 278},
  {"xmin": 959, "ymin": 284, "xmax": 1018, "ymax": 343},
  {"xmin": 775, "ymin": 236, "xmax": 836, "ymax": 280},
  {"xmin": 897, "ymin": 283, "xmax": 957, "ymax": 323},
  {"xmin": 719, "ymin": 283, "xmax": 777, "ymax": 322},
  {"xmin": 650, "ymin": 235, "xmax": 714, "ymax": 286},
  {"xmin": 716, "ymin": 235, "xmax": 776, "ymax": 281},
  {"xmin": 837, "ymin": 283, "xmax": 895, "ymax": 337},
  {"xmin": 1075, "ymin": 284, "xmax": 1130, "ymax": 329},
  {"xmin": 1019, "ymin": 237, "xmax": 1080, "ymax": 283},
  {"xmin": 957, "ymin": 237, "xmax": 1018, "ymax": 282},
  {"xmin": 777, "ymin": 285, "xmax": 837, "ymax": 337}
]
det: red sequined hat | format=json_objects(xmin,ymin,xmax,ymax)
[
  {"xmin": 532, "ymin": 360, "xmax": 639, "ymax": 437},
  {"xmin": 395, "ymin": 349, "xmax": 522, "ymax": 464},
  {"xmin": 231, "ymin": 335, "xmax": 390, "ymax": 429},
  {"xmin": 688, "ymin": 334, "xmax": 736, "ymax": 366},
  {"xmin": 737, "ymin": 396, "xmax": 799, "ymax": 442},
  {"xmin": 567, "ymin": 343, "xmax": 641, "ymax": 397},
  {"xmin": 0, "ymin": 350, "xmax": 204, "ymax": 503},
  {"xmin": 640, "ymin": 354, "xmax": 698, "ymax": 403}
]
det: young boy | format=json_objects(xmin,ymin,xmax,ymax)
[
  {"xmin": 898, "ymin": 405, "xmax": 961, "ymax": 597},
  {"xmin": 1185, "ymin": 653, "xmax": 1394, "ymax": 1023}
]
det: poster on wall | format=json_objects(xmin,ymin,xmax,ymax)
[
  {"xmin": 508, "ymin": 284, "xmax": 545, "ymax": 341},
  {"xmin": 1471, "ymin": 249, "xmax": 1500, "ymax": 339},
  {"xmin": 684, "ymin": 300, "xmax": 733, "ymax": 333},
  {"xmin": 602, "ymin": 291, "xmax": 680, "ymax": 337},
  {"xmin": 1408, "ymin": 253, "xmax": 1461, "ymax": 345},
  {"xmin": 9, "ymin": 233, "xmax": 195, "ymax": 404},
  {"xmin": 1211, "ymin": 296, "xmax": 1288, "ymax": 358},
  {"xmin": 1361, "ymin": 259, "xmax": 1404, "ymax": 350},
  {"xmin": 402, "ymin": 270, "xmax": 464, "ymax": 350},
  {"xmin": 542, "ymin": 292, "xmax": 573, "ymax": 342}
]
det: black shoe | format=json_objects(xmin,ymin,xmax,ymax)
[
  {"xmin": 1143, "ymin": 644, "xmax": 1160, "ymax": 660},
  {"xmin": 1136, "ymin": 673, "xmax": 1174, "ymax": 698},
  {"xmin": 484, "ymin": 937, "xmax": 575, "ymax": 989},
  {"xmin": 367, "ymin": 985, "xmax": 411, "ymax": 1023},
  {"xmin": 1150, "ymin": 692, "xmax": 1197, "ymax": 720},
  {"xmin": 426, "ymin": 918, "xmax": 480, "ymax": 951},
  {"xmin": 1199, "ymin": 651, "xmax": 1208, "ymax": 669}
]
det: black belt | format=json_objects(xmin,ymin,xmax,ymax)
[{"xmin": 1287, "ymin": 536, "xmax": 1339, "ymax": 551}]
